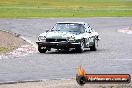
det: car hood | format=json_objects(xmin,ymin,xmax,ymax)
[{"xmin": 39, "ymin": 31, "xmax": 81, "ymax": 39}]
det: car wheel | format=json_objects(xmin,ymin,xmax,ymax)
[
  {"xmin": 76, "ymin": 40, "xmax": 85, "ymax": 53},
  {"xmin": 38, "ymin": 46, "xmax": 47, "ymax": 53},
  {"xmin": 90, "ymin": 38, "xmax": 98, "ymax": 51}
]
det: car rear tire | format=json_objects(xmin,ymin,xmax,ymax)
[
  {"xmin": 38, "ymin": 46, "xmax": 47, "ymax": 53},
  {"xmin": 90, "ymin": 38, "xmax": 98, "ymax": 51},
  {"xmin": 76, "ymin": 40, "xmax": 85, "ymax": 53}
]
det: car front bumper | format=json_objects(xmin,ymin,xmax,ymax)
[{"xmin": 36, "ymin": 41, "xmax": 80, "ymax": 49}]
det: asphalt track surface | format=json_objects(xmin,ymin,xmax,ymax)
[{"xmin": 0, "ymin": 18, "xmax": 132, "ymax": 83}]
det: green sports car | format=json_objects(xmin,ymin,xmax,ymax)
[{"xmin": 36, "ymin": 22, "xmax": 100, "ymax": 53}]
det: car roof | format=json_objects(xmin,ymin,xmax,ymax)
[{"xmin": 56, "ymin": 22, "xmax": 86, "ymax": 25}]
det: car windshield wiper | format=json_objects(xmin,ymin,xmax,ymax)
[{"xmin": 51, "ymin": 30, "xmax": 60, "ymax": 31}]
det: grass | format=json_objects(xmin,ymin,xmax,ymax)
[
  {"xmin": 0, "ymin": 0, "xmax": 132, "ymax": 18},
  {"xmin": 0, "ymin": 47, "xmax": 9, "ymax": 54},
  {"xmin": 0, "ymin": 30, "xmax": 27, "ymax": 54}
]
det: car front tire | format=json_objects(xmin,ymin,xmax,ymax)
[{"xmin": 38, "ymin": 46, "xmax": 47, "ymax": 53}]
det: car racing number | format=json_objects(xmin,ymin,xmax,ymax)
[
  {"xmin": 85, "ymin": 37, "xmax": 94, "ymax": 46},
  {"xmin": 89, "ymin": 36, "xmax": 94, "ymax": 43}
]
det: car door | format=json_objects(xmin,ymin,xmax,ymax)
[
  {"xmin": 88, "ymin": 27, "xmax": 97, "ymax": 47},
  {"xmin": 85, "ymin": 24, "xmax": 96, "ymax": 47},
  {"xmin": 83, "ymin": 24, "xmax": 93, "ymax": 47}
]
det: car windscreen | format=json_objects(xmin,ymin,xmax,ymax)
[{"xmin": 51, "ymin": 23, "xmax": 85, "ymax": 33}]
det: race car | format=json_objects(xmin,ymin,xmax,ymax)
[{"xmin": 36, "ymin": 22, "xmax": 100, "ymax": 53}]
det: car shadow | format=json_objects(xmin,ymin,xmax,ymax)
[{"xmin": 45, "ymin": 49, "xmax": 93, "ymax": 54}]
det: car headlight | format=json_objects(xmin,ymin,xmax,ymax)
[
  {"xmin": 38, "ymin": 36, "xmax": 46, "ymax": 41},
  {"xmin": 67, "ymin": 36, "xmax": 76, "ymax": 42}
]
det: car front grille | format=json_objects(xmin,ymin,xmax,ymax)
[{"xmin": 46, "ymin": 39, "xmax": 67, "ymax": 42}]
